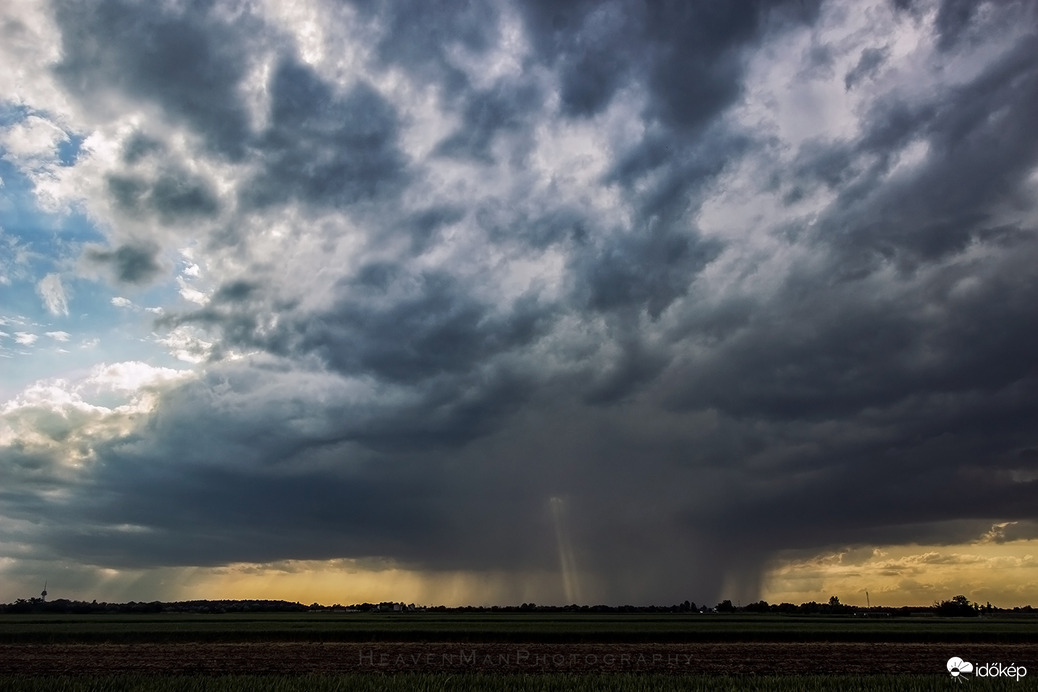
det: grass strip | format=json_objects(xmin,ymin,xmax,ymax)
[{"xmin": 0, "ymin": 673, "xmax": 995, "ymax": 692}]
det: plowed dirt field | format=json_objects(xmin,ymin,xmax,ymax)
[{"xmin": 2, "ymin": 641, "xmax": 1033, "ymax": 675}]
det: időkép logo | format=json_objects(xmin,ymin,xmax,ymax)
[{"xmin": 947, "ymin": 656, "xmax": 1027, "ymax": 682}]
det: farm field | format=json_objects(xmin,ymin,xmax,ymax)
[
  {"xmin": 0, "ymin": 672, "xmax": 1024, "ymax": 692},
  {"xmin": 1, "ymin": 612, "xmax": 1034, "ymax": 688},
  {"xmin": 3, "ymin": 611, "xmax": 1037, "ymax": 643}
]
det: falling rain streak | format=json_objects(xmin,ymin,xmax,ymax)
[{"xmin": 550, "ymin": 497, "xmax": 581, "ymax": 605}]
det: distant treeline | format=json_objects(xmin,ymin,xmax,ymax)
[
  {"xmin": 733, "ymin": 595, "xmax": 1035, "ymax": 617},
  {"xmin": 0, "ymin": 598, "xmax": 310, "ymax": 614},
  {"xmin": 2, "ymin": 594, "xmax": 1034, "ymax": 616}
]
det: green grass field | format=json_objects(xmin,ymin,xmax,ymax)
[
  {"xmin": 0, "ymin": 673, "xmax": 1012, "ymax": 692},
  {"xmin": 1, "ymin": 611, "xmax": 1035, "ymax": 643}
]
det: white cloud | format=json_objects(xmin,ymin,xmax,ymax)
[
  {"xmin": 0, "ymin": 231, "xmax": 32, "ymax": 286},
  {"xmin": 0, "ymin": 363, "xmax": 193, "ymax": 478},
  {"xmin": 107, "ymin": 296, "xmax": 163, "ymax": 314},
  {"xmin": 44, "ymin": 331, "xmax": 70, "ymax": 341},
  {"xmin": 0, "ymin": 115, "xmax": 67, "ymax": 162},
  {"xmin": 36, "ymin": 273, "xmax": 69, "ymax": 316},
  {"xmin": 88, "ymin": 361, "xmax": 191, "ymax": 393},
  {"xmin": 176, "ymin": 276, "xmax": 209, "ymax": 305},
  {"xmin": 157, "ymin": 325, "xmax": 213, "ymax": 363},
  {"xmin": 0, "ymin": 0, "xmax": 64, "ymax": 112},
  {"xmin": 13, "ymin": 332, "xmax": 37, "ymax": 346}
]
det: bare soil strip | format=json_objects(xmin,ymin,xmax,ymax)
[{"xmin": 2, "ymin": 642, "xmax": 1034, "ymax": 675}]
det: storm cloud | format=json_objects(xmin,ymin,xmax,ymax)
[{"xmin": 1, "ymin": 0, "xmax": 1037, "ymax": 606}]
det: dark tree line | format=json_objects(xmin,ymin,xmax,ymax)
[
  {"xmin": 0, "ymin": 598, "xmax": 308, "ymax": 614},
  {"xmin": 1, "ymin": 594, "xmax": 1031, "ymax": 615}
]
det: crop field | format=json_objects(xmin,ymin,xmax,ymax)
[{"xmin": 1, "ymin": 612, "xmax": 1034, "ymax": 690}]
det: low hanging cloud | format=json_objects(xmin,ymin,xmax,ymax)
[{"xmin": 1, "ymin": 0, "xmax": 1037, "ymax": 606}]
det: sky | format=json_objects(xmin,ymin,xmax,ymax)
[{"xmin": 1, "ymin": 0, "xmax": 1037, "ymax": 609}]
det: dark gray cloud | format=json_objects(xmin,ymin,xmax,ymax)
[
  {"xmin": 435, "ymin": 80, "xmax": 542, "ymax": 162},
  {"xmin": 54, "ymin": 1, "xmax": 408, "ymax": 212},
  {"xmin": 822, "ymin": 32, "xmax": 1038, "ymax": 273},
  {"xmin": 107, "ymin": 169, "xmax": 220, "ymax": 224},
  {"xmin": 844, "ymin": 46, "xmax": 889, "ymax": 90},
  {"xmin": 355, "ymin": 0, "xmax": 498, "ymax": 97},
  {"xmin": 4, "ymin": 0, "xmax": 1038, "ymax": 607},
  {"xmin": 933, "ymin": 0, "xmax": 981, "ymax": 51},
  {"xmin": 298, "ymin": 270, "xmax": 553, "ymax": 383},
  {"xmin": 246, "ymin": 59, "xmax": 410, "ymax": 209},
  {"xmin": 520, "ymin": 0, "xmax": 821, "ymax": 126},
  {"xmin": 576, "ymin": 225, "xmax": 722, "ymax": 320},
  {"xmin": 15, "ymin": 361, "xmax": 559, "ymax": 573},
  {"xmin": 164, "ymin": 263, "xmax": 556, "ymax": 454},
  {"xmin": 52, "ymin": 0, "xmax": 262, "ymax": 159},
  {"xmin": 405, "ymin": 206, "xmax": 466, "ymax": 253},
  {"xmin": 517, "ymin": 0, "xmax": 636, "ymax": 117},
  {"xmin": 176, "ymin": 266, "xmax": 556, "ymax": 387},
  {"xmin": 87, "ymin": 242, "xmax": 162, "ymax": 284},
  {"xmin": 664, "ymin": 245, "xmax": 1038, "ymax": 421}
]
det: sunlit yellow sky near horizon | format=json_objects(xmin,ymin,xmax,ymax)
[
  {"xmin": 7, "ymin": 530, "xmax": 1036, "ymax": 609},
  {"xmin": 3, "ymin": 0, "xmax": 1038, "ymax": 610}
]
